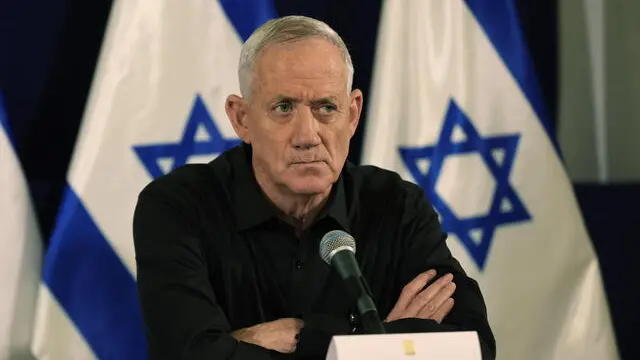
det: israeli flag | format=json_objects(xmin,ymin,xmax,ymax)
[
  {"xmin": 361, "ymin": 1, "xmax": 619, "ymax": 359},
  {"xmin": 30, "ymin": 1, "xmax": 275, "ymax": 359},
  {"xmin": 0, "ymin": 93, "xmax": 42, "ymax": 360}
]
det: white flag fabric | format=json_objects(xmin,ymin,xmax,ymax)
[
  {"xmin": 30, "ymin": 1, "xmax": 275, "ymax": 359},
  {"xmin": 361, "ymin": 1, "xmax": 619, "ymax": 359},
  {"xmin": 0, "ymin": 93, "xmax": 42, "ymax": 360}
]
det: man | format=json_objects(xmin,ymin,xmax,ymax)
[{"xmin": 133, "ymin": 15, "xmax": 495, "ymax": 360}]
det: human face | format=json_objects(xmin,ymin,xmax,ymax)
[{"xmin": 227, "ymin": 38, "xmax": 362, "ymax": 196}]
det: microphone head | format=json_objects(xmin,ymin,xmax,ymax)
[{"xmin": 319, "ymin": 230, "xmax": 356, "ymax": 265}]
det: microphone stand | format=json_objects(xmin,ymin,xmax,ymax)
[
  {"xmin": 330, "ymin": 250, "xmax": 386, "ymax": 334},
  {"xmin": 360, "ymin": 307, "xmax": 386, "ymax": 334},
  {"xmin": 346, "ymin": 275, "xmax": 386, "ymax": 334}
]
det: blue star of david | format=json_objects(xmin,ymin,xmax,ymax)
[
  {"xmin": 133, "ymin": 95, "xmax": 241, "ymax": 179},
  {"xmin": 399, "ymin": 99, "xmax": 531, "ymax": 269}
]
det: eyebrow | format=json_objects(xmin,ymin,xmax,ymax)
[
  {"xmin": 311, "ymin": 97, "xmax": 339, "ymax": 106},
  {"xmin": 270, "ymin": 96, "xmax": 339, "ymax": 105},
  {"xmin": 270, "ymin": 96, "xmax": 299, "ymax": 104}
]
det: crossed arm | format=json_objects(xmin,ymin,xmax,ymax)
[
  {"xmin": 133, "ymin": 186, "xmax": 495, "ymax": 360},
  {"xmin": 229, "ymin": 269, "xmax": 459, "ymax": 354}
]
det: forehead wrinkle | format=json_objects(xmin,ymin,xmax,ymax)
[
  {"xmin": 252, "ymin": 39, "xmax": 349, "ymax": 100},
  {"xmin": 259, "ymin": 80, "xmax": 346, "ymax": 105}
]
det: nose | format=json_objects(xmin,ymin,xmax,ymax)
[{"xmin": 292, "ymin": 107, "xmax": 321, "ymax": 150}]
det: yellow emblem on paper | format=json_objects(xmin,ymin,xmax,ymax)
[{"xmin": 403, "ymin": 340, "xmax": 416, "ymax": 355}]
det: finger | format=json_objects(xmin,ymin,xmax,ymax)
[
  {"xmin": 276, "ymin": 334, "xmax": 299, "ymax": 354},
  {"xmin": 431, "ymin": 298, "xmax": 455, "ymax": 323},
  {"xmin": 397, "ymin": 270, "xmax": 437, "ymax": 309},
  {"xmin": 417, "ymin": 281, "xmax": 456, "ymax": 319},
  {"xmin": 386, "ymin": 270, "xmax": 437, "ymax": 321},
  {"xmin": 283, "ymin": 318, "xmax": 304, "ymax": 332},
  {"xmin": 286, "ymin": 339, "xmax": 298, "ymax": 354},
  {"xmin": 289, "ymin": 331, "xmax": 302, "ymax": 353},
  {"xmin": 405, "ymin": 273, "xmax": 454, "ymax": 316}
]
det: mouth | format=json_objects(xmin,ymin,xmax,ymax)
[{"xmin": 290, "ymin": 160, "xmax": 326, "ymax": 165}]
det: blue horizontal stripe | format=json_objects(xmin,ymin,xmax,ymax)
[
  {"xmin": 464, "ymin": 0, "xmax": 559, "ymax": 153},
  {"xmin": 218, "ymin": 0, "xmax": 277, "ymax": 41},
  {"xmin": 43, "ymin": 185, "xmax": 147, "ymax": 360},
  {"xmin": 0, "ymin": 91, "xmax": 16, "ymax": 148}
]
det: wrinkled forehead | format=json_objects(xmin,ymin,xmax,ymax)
[{"xmin": 252, "ymin": 38, "xmax": 350, "ymax": 100}]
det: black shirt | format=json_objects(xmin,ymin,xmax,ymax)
[{"xmin": 133, "ymin": 144, "xmax": 496, "ymax": 360}]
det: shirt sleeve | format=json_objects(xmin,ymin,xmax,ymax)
[
  {"xmin": 294, "ymin": 313, "xmax": 352, "ymax": 359},
  {"xmin": 385, "ymin": 186, "xmax": 497, "ymax": 360},
  {"xmin": 132, "ymin": 182, "xmax": 281, "ymax": 360}
]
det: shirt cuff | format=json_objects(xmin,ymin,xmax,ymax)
[
  {"xmin": 295, "ymin": 313, "xmax": 352, "ymax": 358},
  {"xmin": 383, "ymin": 318, "xmax": 443, "ymax": 333}
]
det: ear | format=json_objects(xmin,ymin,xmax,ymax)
[
  {"xmin": 225, "ymin": 94, "xmax": 251, "ymax": 143},
  {"xmin": 348, "ymin": 89, "xmax": 363, "ymax": 138}
]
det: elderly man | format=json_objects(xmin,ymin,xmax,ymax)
[{"xmin": 133, "ymin": 15, "xmax": 495, "ymax": 360}]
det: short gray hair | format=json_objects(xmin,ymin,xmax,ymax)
[{"xmin": 238, "ymin": 15, "xmax": 355, "ymax": 99}]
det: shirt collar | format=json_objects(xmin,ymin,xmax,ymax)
[
  {"xmin": 232, "ymin": 144, "xmax": 350, "ymax": 233},
  {"xmin": 319, "ymin": 173, "xmax": 350, "ymax": 232}
]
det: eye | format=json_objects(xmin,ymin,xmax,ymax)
[
  {"xmin": 274, "ymin": 102, "xmax": 293, "ymax": 114},
  {"xmin": 317, "ymin": 103, "xmax": 337, "ymax": 115}
]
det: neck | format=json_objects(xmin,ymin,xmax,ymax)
[{"xmin": 253, "ymin": 166, "xmax": 330, "ymax": 231}]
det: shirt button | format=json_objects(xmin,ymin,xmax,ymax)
[
  {"xmin": 295, "ymin": 260, "xmax": 304, "ymax": 269},
  {"xmin": 349, "ymin": 313, "xmax": 358, "ymax": 333}
]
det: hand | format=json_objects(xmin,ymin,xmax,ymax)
[
  {"xmin": 385, "ymin": 269, "xmax": 456, "ymax": 323},
  {"xmin": 231, "ymin": 318, "xmax": 303, "ymax": 354}
]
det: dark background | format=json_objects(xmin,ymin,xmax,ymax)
[{"xmin": 0, "ymin": 0, "xmax": 637, "ymax": 358}]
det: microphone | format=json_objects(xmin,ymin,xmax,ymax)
[{"xmin": 319, "ymin": 230, "xmax": 386, "ymax": 334}]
